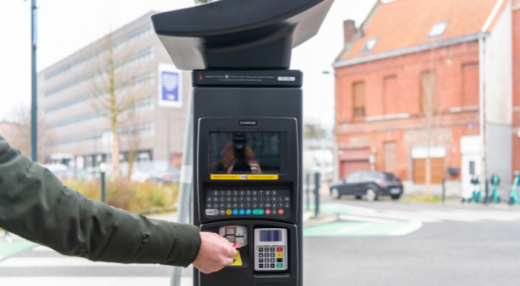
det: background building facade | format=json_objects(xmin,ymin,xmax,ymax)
[
  {"xmin": 39, "ymin": 12, "xmax": 189, "ymax": 171},
  {"xmin": 334, "ymin": 0, "xmax": 517, "ymax": 196}
]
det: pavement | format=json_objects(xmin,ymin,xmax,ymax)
[{"xmin": 2, "ymin": 195, "xmax": 520, "ymax": 285}]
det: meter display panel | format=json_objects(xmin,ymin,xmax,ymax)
[{"xmin": 209, "ymin": 132, "xmax": 281, "ymax": 174}]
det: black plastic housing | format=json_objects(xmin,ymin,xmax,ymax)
[{"xmin": 151, "ymin": 0, "xmax": 334, "ymax": 70}]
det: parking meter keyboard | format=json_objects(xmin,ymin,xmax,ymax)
[{"xmin": 205, "ymin": 190, "xmax": 291, "ymax": 218}]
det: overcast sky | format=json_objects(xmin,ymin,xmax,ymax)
[{"xmin": 0, "ymin": 0, "xmax": 376, "ymax": 126}]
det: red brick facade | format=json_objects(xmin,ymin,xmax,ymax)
[
  {"xmin": 335, "ymin": 42, "xmax": 481, "ymax": 181},
  {"xmin": 513, "ymin": 1, "xmax": 520, "ymax": 174}
]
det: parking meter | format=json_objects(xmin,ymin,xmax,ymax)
[{"xmin": 152, "ymin": 1, "xmax": 333, "ymax": 285}]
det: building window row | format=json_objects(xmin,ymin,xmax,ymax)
[
  {"xmin": 44, "ymin": 23, "xmax": 153, "ymax": 82},
  {"xmin": 48, "ymin": 111, "xmax": 100, "ymax": 129},
  {"xmin": 45, "ymin": 93, "xmax": 90, "ymax": 114},
  {"xmin": 115, "ymin": 46, "xmax": 154, "ymax": 73},
  {"xmin": 52, "ymin": 122, "xmax": 155, "ymax": 146},
  {"xmin": 44, "ymin": 46, "xmax": 154, "ymax": 98},
  {"xmin": 48, "ymin": 94, "xmax": 154, "ymax": 129}
]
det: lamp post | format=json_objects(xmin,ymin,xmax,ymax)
[
  {"xmin": 29, "ymin": 0, "xmax": 38, "ymax": 162},
  {"xmin": 99, "ymin": 163, "xmax": 107, "ymax": 203}
]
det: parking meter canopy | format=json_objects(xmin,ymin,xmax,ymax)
[{"xmin": 151, "ymin": 0, "xmax": 334, "ymax": 70}]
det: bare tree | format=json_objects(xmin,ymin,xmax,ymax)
[
  {"xmin": 8, "ymin": 104, "xmax": 53, "ymax": 161},
  {"xmin": 87, "ymin": 31, "xmax": 149, "ymax": 180},
  {"xmin": 420, "ymin": 70, "xmax": 436, "ymax": 198}
]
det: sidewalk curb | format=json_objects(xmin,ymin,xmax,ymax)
[{"xmin": 303, "ymin": 211, "xmax": 338, "ymax": 228}]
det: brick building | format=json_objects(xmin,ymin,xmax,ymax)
[{"xmin": 333, "ymin": 0, "xmax": 517, "ymax": 196}]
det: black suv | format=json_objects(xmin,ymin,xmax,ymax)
[{"xmin": 329, "ymin": 171, "xmax": 403, "ymax": 201}]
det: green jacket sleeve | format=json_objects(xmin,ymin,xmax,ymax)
[{"xmin": 0, "ymin": 135, "xmax": 201, "ymax": 267}]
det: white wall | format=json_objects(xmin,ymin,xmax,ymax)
[{"xmin": 484, "ymin": 0, "xmax": 513, "ymax": 125}]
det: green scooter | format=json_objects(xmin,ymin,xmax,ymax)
[
  {"xmin": 470, "ymin": 176, "xmax": 482, "ymax": 203},
  {"xmin": 489, "ymin": 174, "xmax": 500, "ymax": 204},
  {"xmin": 508, "ymin": 171, "xmax": 519, "ymax": 206}
]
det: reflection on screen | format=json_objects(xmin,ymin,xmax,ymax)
[
  {"xmin": 209, "ymin": 132, "xmax": 280, "ymax": 174},
  {"xmin": 259, "ymin": 230, "xmax": 282, "ymax": 242}
]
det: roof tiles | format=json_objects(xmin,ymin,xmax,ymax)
[{"xmin": 342, "ymin": 0, "xmax": 504, "ymax": 61}]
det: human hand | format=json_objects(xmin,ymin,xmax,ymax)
[{"xmin": 192, "ymin": 232, "xmax": 237, "ymax": 274}]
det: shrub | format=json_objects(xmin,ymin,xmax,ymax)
[{"xmin": 63, "ymin": 179, "xmax": 178, "ymax": 213}]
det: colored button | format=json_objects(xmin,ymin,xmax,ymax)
[
  {"xmin": 276, "ymin": 247, "xmax": 283, "ymax": 252},
  {"xmin": 239, "ymin": 209, "xmax": 245, "ymax": 215},
  {"xmin": 276, "ymin": 253, "xmax": 283, "ymax": 258},
  {"xmin": 226, "ymin": 209, "xmax": 232, "ymax": 215},
  {"xmin": 246, "ymin": 209, "xmax": 252, "ymax": 215},
  {"xmin": 278, "ymin": 209, "xmax": 284, "ymax": 215},
  {"xmin": 252, "ymin": 209, "xmax": 265, "ymax": 215},
  {"xmin": 265, "ymin": 209, "xmax": 271, "ymax": 215},
  {"xmin": 232, "ymin": 209, "xmax": 238, "ymax": 215},
  {"xmin": 277, "ymin": 263, "xmax": 283, "ymax": 268}
]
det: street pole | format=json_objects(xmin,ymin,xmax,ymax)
[
  {"xmin": 167, "ymin": 113, "xmax": 171, "ymax": 169},
  {"xmin": 171, "ymin": 90, "xmax": 194, "ymax": 286},
  {"xmin": 30, "ymin": 0, "xmax": 38, "ymax": 162},
  {"xmin": 314, "ymin": 172, "xmax": 320, "ymax": 218},
  {"xmin": 306, "ymin": 172, "xmax": 310, "ymax": 210},
  {"xmin": 100, "ymin": 163, "xmax": 107, "ymax": 203}
]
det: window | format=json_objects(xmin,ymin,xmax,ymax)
[
  {"xmin": 420, "ymin": 70, "xmax": 436, "ymax": 114},
  {"xmin": 462, "ymin": 63, "xmax": 479, "ymax": 107},
  {"xmin": 361, "ymin": 37, "xmax": 378, "ymax": 52},
  {"xmin": 353, "ymin": 81, "xmax": 366, "ymax": 120},
  {"xmin": 428, "ymin": 21, "xmax": 449, "ymax": 38},
  {"xmin": 383, "ymin": 76, "xmax": 398, "ymax": 115}
]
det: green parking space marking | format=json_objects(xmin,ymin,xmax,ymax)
[
  {"xmin": 303, "ymin": 221, "xmax": 410, "ymax": 237},
  {"xmin": 0, "ymin": 241, "xmax": 37, "ymax": 260}
]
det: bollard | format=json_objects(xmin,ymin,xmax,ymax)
[
  {"xmin": 99, "ymin": 163, "xmax": 107, "ymax": 203},
  {"xmin": 314, "ymin": 172, "xmax": 320, "ymax": 219},
  {"xmin": 306, "ymin": 172, "xmax": 310, "ymax": 210},
  {"xmin": 484, "ymin": 178, "xmax": 489, "ymax": 204},
  {"xmin": 442, "ymin": 177, "xmax": 446, "ymax": 204}
]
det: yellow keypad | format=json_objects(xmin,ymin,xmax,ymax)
[
  {"xmin": 276, "ymin": 253, "xmax": 283, "ymax": 258},
  {"xmin": 226, "ymin": 209, "xmax": 232, "ymax": 215}
]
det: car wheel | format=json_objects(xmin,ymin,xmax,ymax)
[
  {"xmin": 365, "ymin": 188, "xmax": 378, "ymax": 202},
  {"xmin": 355, "ymin": 195, "xmax": 362, "ymax": 200},
  {"xmin": 331, "ymin": 188, "xmax": 341, "ymax": 199},
  {"xmin": 391, "ymin": 194, "xmax": 401, "ymax": 200}
]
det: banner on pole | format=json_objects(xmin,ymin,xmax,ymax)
[{"xmin": 158, "ymin": 63, "xmax": 183, "ymax": 108}]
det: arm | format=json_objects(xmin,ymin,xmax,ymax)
[{"xmin": 0, "ymin": 135, "xmax": 200, "ymax": 266}]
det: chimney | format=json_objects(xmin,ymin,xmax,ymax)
[{"xmin": 343, "ymin": 20, "xmax": 357, "ymax": 46}]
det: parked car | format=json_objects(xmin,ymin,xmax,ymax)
[
  {"xmin": 329, "ymin": 171, "xmax": 403, "ymax": 201},
  {"xmin": 148, "ymin": 168, "xmax": 180, "ymax": 184}
]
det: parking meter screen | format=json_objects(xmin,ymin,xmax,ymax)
[
  {"xmin": 259, "ymin": 230, "xmax": 282, "ymax": 242},
  {"xmin": 209, "ymin": 132, "xmax": 281, "ymax": 174}
]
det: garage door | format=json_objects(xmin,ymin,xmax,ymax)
[
  {"xmin": 340, "ymin": 160, "xmax": 371, "ymax": 179},
  {"xmin": 413, "ymin": 158, "xmax": 444, "ymax": 184},
  {"xmin": 339, "ymin": 148, "xmax": 371, "ymax": 178}
]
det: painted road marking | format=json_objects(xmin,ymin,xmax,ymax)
[
  {"xmin": 388, "ymin": 221, "xmax": 423, "ymax": 236},
  {"xmin": 0, "ymin": 277, "xmax": 193, "ymax": 286},
  {"xmin": 337, "ymin": 223, "xmax": 373, "ymax": 233},
  {"xmin": 0, "ymin": 257, "xmax": 163, "ymax": 267},
  {"xmin": 0, "ymin": 241, "xmax": 37, "ymax": 260},
  {"xmin": 32, "ymin": 245, "xmax": 54, "ymax": 252},
  {"xmin": 304, "ymin": 203, "xmax": 520, "ymax": 237}
]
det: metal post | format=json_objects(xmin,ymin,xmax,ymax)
[
  {"xmin": 484, "ymin": 178, "xmax": 489, "ymax": 205},
  {"xmin": 166, "ymin": 113, "xmax": 171, "ymax": 169},
  {"xmin": 171, "ymin": 90, "xmax": 194, "ymax": 286},
  {"xmin": 30, "ymin": 0, "xmax": 38, "ymax": 162},
  {"xmin": 101, "ymin": 171, "xmax": 106, "ymax": 203},
  {"xmin": 314, "ymin": 172, "xmax": 320, "ymax": 219},
  {"xmin": 306, "ymin": 172, "xmax": 310, "ymax": 210},
  {"xmin": 442, "ymin": 177, "xmax": 445, "ymax": 204}
]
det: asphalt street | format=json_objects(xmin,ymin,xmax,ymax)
[{"xmin": 1, "ymin": 197, "xmax": 520, "ymax": 286}]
